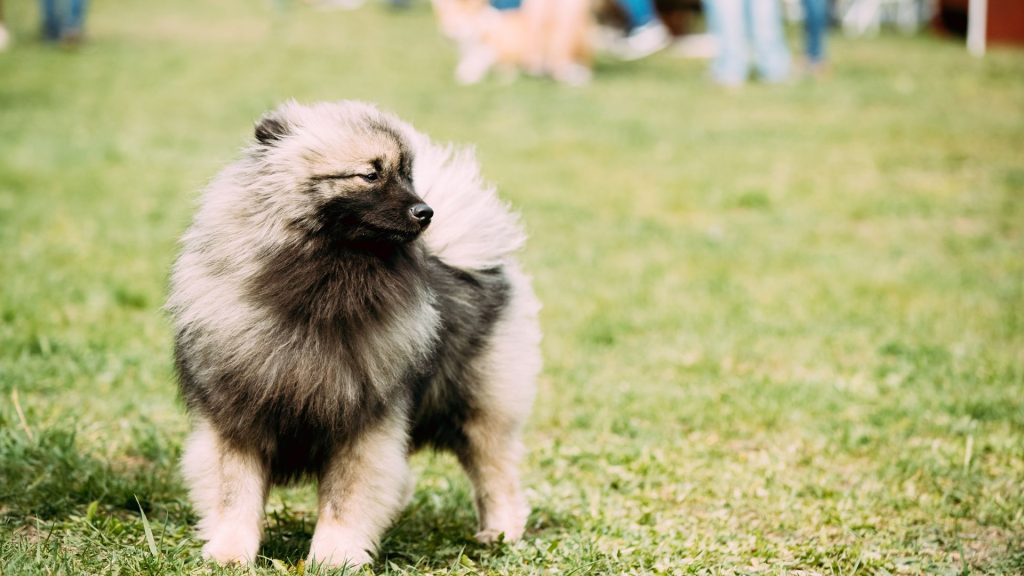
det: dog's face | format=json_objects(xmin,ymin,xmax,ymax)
[{"xmin": 250, "ymin": 101, "xmax": 432, "ymax": 247}]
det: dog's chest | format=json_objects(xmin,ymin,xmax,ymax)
[
  {"xmin": 275, "ymin": 291, "xmax": 441, "ymax": 403},
  {"xmin": 215, "ymin": 294, "xmax": 441, "ymax": 469}
]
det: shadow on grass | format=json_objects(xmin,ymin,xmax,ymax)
[
  {"xmin": 258, "ymin": 488, "xmax": 573, "ymax": 570},
  {"xmin": 383, "ymin": 490, "xmax": 574, "ymax": 570},
  {"xmin": 258, "ymin": 506, "xmax": 315, "ymax": 565}
]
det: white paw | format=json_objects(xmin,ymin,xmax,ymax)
[
  {"xmin": 308, "ymin": 546, "xmax": 373, "ymax": 569},
  {"xmin": 201, "ymin": 526, "xmax": 260, "ymax": 564},
  {"xmin": 475, "ymin": 514, "xmax": 526, "ymax": 543},
  {"xmin": 476, "ymin": 501, "xmax": 528, "ymax": 543},
  {"xmin": 308, "ymin": 530, "xmax": 374, "ymax": 569},
  {"xmin": 475, "ymin": 522, "xmax": 526, "ymax": 543},
  {"xmin": 475, "ymin": 528, "xmax": 508, "ymax": 544}
]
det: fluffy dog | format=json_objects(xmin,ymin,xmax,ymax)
[
  {"xmin": 432, "ymin": 0, "xmax": 592, "ymax": 85},
  {"xmin": 167, "ymin": 100, "xmax": 542, "ymax": 568}
]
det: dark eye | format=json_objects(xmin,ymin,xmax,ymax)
[{"xmin": 359, "ymin": 172, "xmax": 379, "ymax": 183}]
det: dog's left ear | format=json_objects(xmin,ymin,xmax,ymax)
[{"xmin": 255, "ymin": 112, "xmax": 290, "ymax": 145}]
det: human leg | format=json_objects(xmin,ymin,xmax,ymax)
[
  {"xmin": 748, "ymin": 0, "xmax": 790, "ymax": 83},
  {"xmin": 707, "ymin": 0, "xmax": 749, "ymax": 85},
  {"xmin": 802, "ymin": 0, "xmax": 827, "ymax": 65},
  {"xmin": 618, "ymin": 0, "xmax": 657, "ymax": 29},
  {"xmin": 40, "ymin": 0, "xmax": 61, "ymax": 40},
  {"xmin": 0, "ymin": 0, "xmax": 9, "ymax": 51},
  {"xmin": 67, "ymin": 0, "xmax": 86, "ymax": 29},
  {"xmin": 615, "ymin": 0, "xmax": 670, "ymax": 60},
  {"xmin": 62, "ymin": 0, "xmax": 86, "ymax": 42}
]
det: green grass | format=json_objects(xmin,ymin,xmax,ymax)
[{"xmin": 1, "ymin": 1, "xmax": 1023, "ymax": 574}]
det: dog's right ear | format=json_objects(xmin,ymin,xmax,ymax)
[{"xmin": 255, "ymin": 112, "xmax": 290, "ymax": 145}]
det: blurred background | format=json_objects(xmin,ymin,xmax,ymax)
[{"xmin": 1, "ymin": 0, "xmax": 1022, "ymax": 574}]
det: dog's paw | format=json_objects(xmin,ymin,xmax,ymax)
[
  {"xmin": 475, "ymin": 498, "xmax": 528, "ymax": 544},
  {"xmin": 474, "ymin": 528, "xmax": 507, "ymax": 544},
  {"xmin": 201, "ymin": 528, "xmax": 260, "ymax": 565},
  {"xmin": 308, "ymin": 529, "xmax": 374, "ymax": 569},
  {"xmin": 307, "ymin": 546, "xmax": 373, "ymax": 570},
  {"xmin": 474, "ymin": 523, "xmax": 524, "ymax": 544}
]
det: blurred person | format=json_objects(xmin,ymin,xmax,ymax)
[
  {"xmin": 704, "ymin": 0, "xmax": 790, "ymax": 86},
  {"xmin": 801, "ymin": 0, "xmax": 827, "ymax": 74},
  {"xmin": 613, "ymin": 0, "xmax": 671, "ymax": 60},
  {"xmin": 41, "ymin": 0, "xmax": 87, "ymax": 44}
]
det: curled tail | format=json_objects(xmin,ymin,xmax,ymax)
[{"xmin": 410, "ymin": 133, "xmax": 526, "ymax": 271}]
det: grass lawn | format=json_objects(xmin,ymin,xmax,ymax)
[{"xmin": 1, "ymin": 1, "xmax": 1023, "ymax": 574}]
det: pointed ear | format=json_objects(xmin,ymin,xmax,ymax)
[{"xmin": 254, "ymin": 112, "xmax": 290, "ymax": 145}]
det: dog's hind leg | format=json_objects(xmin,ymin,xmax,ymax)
[
  {"xmin": 181, "ymin": 419, "xmax": 269, "ymax": 564},
  {"xmin": 460, "ymin": 263, "xmax": 542, "ymax": 543},
  {"xmin": 458, "ymin": 417, "xmax": 531, "ymax": 543},
  {"xmin": 308, "ymin": 412, "xmax": 411, "ymax": 569}
]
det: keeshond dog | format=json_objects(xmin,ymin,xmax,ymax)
[{"xmin": 167, "ymin": 100, "xmax": 541, "ymax": 568}]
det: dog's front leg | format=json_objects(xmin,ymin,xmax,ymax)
[
  {"xmin": 308, "ymin": 413, "xmax": 411, "ymax": 569},
  {"xmin": 182, "ymin": 420, "xmax": 269, "ymax": 564}
]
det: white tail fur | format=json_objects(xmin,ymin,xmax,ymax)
[{"xmin": 409, "ymin": 133, "xmax": 526, "ymax": 270}]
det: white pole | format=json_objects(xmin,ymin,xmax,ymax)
[{"xmin": 967, "ymin": 0, "xmax": 988, "ymax": 57}]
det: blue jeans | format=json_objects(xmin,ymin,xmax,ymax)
[
  {"xmin": 705, "ymin": 0, "xmax": 790, "ymax": 84},
  {"xmin": 802, "ymin": 0, "xmax": 827, "ymax": 63},
  {"xmin": 489, "ymin": 0, "xmax": 655, "ymax": 28},
  {"xmin": 489, "ymin": 0, "xmax": 521, "ymax": 10},
  {"xmin": 618, "ymin": 0, "xmax": 658, "ymax": 30},
  {"xmin": 41, "ymin": 0, "xmax": 87, "ymax": 40},
  {"xmin": 490, "ymin": 0, "xmax": 655, "ymax": 29}
]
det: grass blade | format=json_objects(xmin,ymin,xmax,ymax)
[
  {"xmin": 135, "ymin": 495, "xmax": 159, "ymax": 557},
  {"xmin": 11, "ymin": 388, "xmax": 34, "ymax": 441}
]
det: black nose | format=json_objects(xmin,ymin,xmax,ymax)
[{"xmin": 410, "ymin": 203, "xmax": 433, "ymax": 223}]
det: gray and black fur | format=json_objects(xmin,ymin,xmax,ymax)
[{"xmin": 168, "ymin": 100, "xmax": 541, "ymax": 567}]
